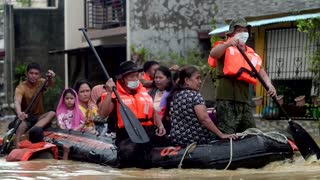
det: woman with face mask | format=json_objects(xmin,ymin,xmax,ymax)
[
  {"xmin": 209, "ymin": 18, "xmax": 276, "ymax": 134},
  {"xmin": 99, "ymin": 61, "xmax": 166, "ymax": 168}
]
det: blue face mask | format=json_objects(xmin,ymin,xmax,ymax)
[{"xmin": 127, "ymin": 80, "xmax": 140, "ymax": 89}]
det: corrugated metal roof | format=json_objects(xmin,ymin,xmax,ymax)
[{"xmin": 209, "ymin": 13, "xmax": 320, "ymax": 35}]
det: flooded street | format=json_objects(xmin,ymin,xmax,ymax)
[{"xmin": 1, "ymin": 120, "xmax": 320, "ymax": 179}]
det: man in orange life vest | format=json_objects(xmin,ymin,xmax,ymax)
[
  {"xmin": 6, "ymin": 127, "xmax": 58, "ymax": 161},
  {"xmin": 209, "ymin": 18, "xmax": 277, "ymax": 134},
  {"xmin": 100, "ymin": 61, "xmax": 166, "ymax": 167}
]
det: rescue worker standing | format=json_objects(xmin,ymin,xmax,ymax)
[
  {"xmin": 209, "ymin": 18, "xmax": 277, "ymax": 134},
  {"xmin": 100, "ymin": 61, "xmax": 166, "ymax": 167}
]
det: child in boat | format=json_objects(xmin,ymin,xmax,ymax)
[{"xmin": 56, "ymin": 88, "xmax": 85, "ymax": 131}]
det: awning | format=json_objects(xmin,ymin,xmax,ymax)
[{"xmin": 209, "ymin": 12, "xmax": 320, "ymax": 35}]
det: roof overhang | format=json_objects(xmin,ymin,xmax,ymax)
[{"xmin": 209, "ymin": 12, "xmax": 320, "ymax": 35}]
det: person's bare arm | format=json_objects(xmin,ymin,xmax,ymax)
[
  {"xmin": 153, "ymin": 110, "xmax": 166, "ymax": 136},
  {"xmin": 100, "ymin": 78, "xmax": 115, "ymax": 118},
  {"xmin": 46, "ymin": 70, "xmax": 55, "ymax": 88},
  {"xmin": 194, "ymin": 104, "xmax": 237, "ymax": 139},
  {"xmin": 259, "ymin": 68, "xmax": 276, "ymax": 97},
  {"xmin": 14, "ymin": 93, "xmax": 27, "ymax": 120}
]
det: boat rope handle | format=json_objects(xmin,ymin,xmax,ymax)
[
  {"xmin": 224, "ymin": 137, "xmax": 233, "ymax": 170},
  {"xmin": 178, "ymin": 142, "xmax": 197, "ymax": 169},
  {"xmin": 236, "ymin": 128, "xmax": 288, "ymax": 144},
  {"xmin": 223, "ymin": 128, "xmax": 288, "ymax": 170}
]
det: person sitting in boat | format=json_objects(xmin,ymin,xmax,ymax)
[
  {"xmin": 90, "ymin": 84, "xmax": 107, "ymax": 105},
  {"xmin": 98, "ymin": 93, "xmax": 117, "ymax": 138},
  {"xmin": 73, "ymin": 79, "xmax": 98, "ymax": 135},
  {"xmin": 163, "ymin": 65, "xmax": 238, "ymax": 146},
  {"xmin": 6, "ymin": 127, "xmax": 58, "ymax": 161},
  {"xmin": 14, "ymin": 62, "xmax": 56, "ymax": 148},
  {"xmin": 148, "ymin": 66, "xmax": 174, "ymax": 120},
  {"xmin": 90, "ymin": 84, "xmax": 117, "ymax": 137},
  {"xmin": 56, "ymin": 88, "xmax": 85, "ymax": 131},
  {"xmin": 139, "ymin": 60, "xmax": 160, "ymax": 89},
  {"xmin": 100, "ymin": 60, "xmax": 166, "ymax": 167}
]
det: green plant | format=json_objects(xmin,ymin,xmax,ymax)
[
  {"xmin": 130, "ymin": 45, "xmax": 148, "ymax": 65},
  {"xmin": 297, "ymin": 17, "xmax": 320, "ymax": 90},
  {"xmin": 16, "ymin": 0, "xmax": 32, "ymax": 7},
  {"xmin": 43, "ymin": 75, "xmax": 64, "ymax": 112},
  {"xmin": 13, "ymin": 64, "xmax": 27, "ymax": 88},
  {"xmin": 297, "ymin": 17, "xmax": 320, "ymax": 121}
]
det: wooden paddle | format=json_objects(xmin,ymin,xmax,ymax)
[
  {"xmin": 79, "ymin": 28, "xmax": 150, "ymax": 143},
  {"xmin": 0, "ymin": 78, "xmax": 49, "ymax": 155},
  {"xmin": 237, "ymin": 45, "xmax": 320, "ymax": 160}
]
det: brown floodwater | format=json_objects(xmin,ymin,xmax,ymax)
[{"xmin": 1, "ymin": 120, "xmax": 320, "ymax": 179}]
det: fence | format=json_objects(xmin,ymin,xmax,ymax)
[
  {"xmin": 256, "ymin": 28, "xmax": 320, "ymax": 120},
  {"xmin": 86, "ymin": 0, "xmax": 126, "ymax": 29}
]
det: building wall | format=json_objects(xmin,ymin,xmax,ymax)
[
  {"xmin": 129, "ymin": 0, "xmax": 215, "ymax": 57},
  {"xmin": 13, "ymin": 0, "xmax": 65, "ymax": 77},
  {"xmin": 129, "ymin": 0, "xmax": 320, "ymax": 58}
]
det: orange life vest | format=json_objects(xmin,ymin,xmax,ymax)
[
  {"xmin": 142, "ymin": 73, "xmax": 152, "ymax": 81},
  {"xmin": 100, "ymin": 92, "xmax": 108, "ymax": 106},
  {"xmin": 6, "ymin": 140, "xmax": 58, "ymax": 161},
  {"xmin": 208, "ymin": 41, "xmax": 262, "ymax": 85},
  {"xmin": 113, "ymin": 81, "xmax": 154, "ymax": 129}
]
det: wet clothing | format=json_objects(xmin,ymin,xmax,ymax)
[
  {"xmin": 15, "ymin": 78, "xmax": 46, "ymax": 116},
  {"xmin": 216, "ymin": 100, "xmax": 255, "ymax": 134},
  {"xmin": 111, "ymin": 82, "xmax": 161, "ymax": 167},
  {"xmin": 168, "ymin": 89, "xmax": 212, "ymax": 145},
  {"xmin": 209, "ymin": 41, "xmax": 259, "ymax": 133}
]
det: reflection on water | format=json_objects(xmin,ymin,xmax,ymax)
[
  {"xmin": 1, "ymin": 157, "xmax": 320, "ymax": 179},
  {"xmin": 1, "ymin": 121, "xmax": 320, "ymax": 179}
]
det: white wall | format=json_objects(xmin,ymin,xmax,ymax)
[{"xmin": 64, "ymin": 0, "xmax": 103, "ymax": 50}]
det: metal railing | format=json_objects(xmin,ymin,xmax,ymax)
[
  {"xmin": 256, "ymin": 28, "xmax": 320, "ymax": 120},
  {"xmin": 86, "ymin": 0, "xmax": 126, "ymax": 29}
]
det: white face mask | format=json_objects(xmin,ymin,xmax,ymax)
[
  {"xmin": 234, "ymin": 32, "xmax": 249, "ymax": 45},
  {"xmin": 127, "ymin": 80, "xmax": 140, "ymax": 89}
]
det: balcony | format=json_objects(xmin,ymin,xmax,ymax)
[{"xmin": 86, "ymin": 0, "xmax": 126, "ymax": 30}]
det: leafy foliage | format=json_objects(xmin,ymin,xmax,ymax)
[
  {"xmin": 13, "ymin": 64, "xmax": 27, "ymax": 88},
  {"xmin": 130, "ymin": 45, "xmax": 147, "ymax": 66},
  {"xmin": 43, "ymin": 75, "xmax": 64, "ymax": 112},
  {"xmin": 297, "ymin": 17, "xmax": 320, "ymax": 81},
  {"xmin": 297, "ymin": 17, "xmax": 320, "ymax": 119},
  {"xmin": 16, "ymin": 0, "xmax": 32, "ymax": 7}
]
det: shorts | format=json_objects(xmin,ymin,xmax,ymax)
[
  {"xmin": 7, "ymin": 115, "xmax": 39, "ymax": 131},
  {"xmin": 25, "ymin": 116, "xmax": 39, "ymax": 130}
]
